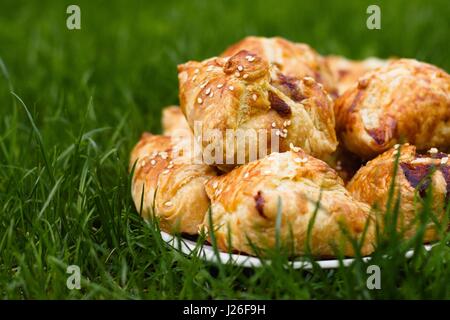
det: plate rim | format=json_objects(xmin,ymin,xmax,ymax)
[{"xmin": 160, "ymin": 231, "xmax": 434, "ymax": 269}]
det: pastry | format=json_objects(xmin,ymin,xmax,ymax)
[
  {"xmin": 130, "ymin": 133, "xmax": 217, "ymax": 234},
  {"xmin": 335, "ymin": 59, "xmax": 450, "ymax": 159},
  {"xmin": 222, "ymin": 36, "xmax": 337, "ymax": 96},
  {"xmin": 178, "ymin": 50, "xmax": 338, "ymax": 171},
  {"xmin": 347, "ymin": 144, "xmax": 449, "ymax": 241},
  {"xmin": 162, "ymin": 105, "xmax": 192, "ymax": 138},
  {"xmin": 202, "ymin": 150, "xmax": 375, "ymax": 257},
  {"xmin": 326, "ymin": 55, "xmax": 389, "ymax": 95}
]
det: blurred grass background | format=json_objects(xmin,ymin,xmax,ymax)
[{"xmin": 0, "ymin": 0, "xmax": 449, "ymax": 299}]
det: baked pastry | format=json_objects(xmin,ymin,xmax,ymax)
[
  {"xmin": 335, "ymin": 59, "xmax": 450, "ymax": 159},
  {"xmin": 347, "ymin": 144, "xmax": 449, "ymax": 241},
  {"xmin": 162, "ymin": 105, "xmax": 192, "ymax": 138},
  {"xmin": 130, "ymin": 133, "xmax": 217, "ymax": 234},
  {"xmin": 178, "ymin": 50, "xmax": 338, "ymax": 171},
  {"xmin": 222, "ymin": 36, "xmax": 337, "ymax": 96},
  {"xmin": 202, "ymin": 150, "xmax": 375, "ymax": 257},
  {"xmin": 323, "ymin": 146, "xmax": 364, "ymax": 184},
  {"xmin": 326, "ymin": 55, "xmax": 389, "ymax": 95}
]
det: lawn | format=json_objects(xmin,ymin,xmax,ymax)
[{"xmin": 0, "ymin": 0, "xmax": 449, "ymax": 299}]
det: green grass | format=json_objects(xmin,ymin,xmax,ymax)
[{"xmin": 0, "ymin": 0, "xmax": 449, "ymax": 299}]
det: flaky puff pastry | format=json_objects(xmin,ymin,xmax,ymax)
[
  {"xmin": 222, "ymin": 36, "xmax": 337, "ymax": 97},
  {"xmin": 201, "ymin": 151, "xmax": 375, "ymax": 257},
  {"xmin": 347, "ymin": 144, "xmax": 449, "ymax": 241},
  {"xmin": 326, "ymin": 55, "xmax": 389, "ymax": 95},
  {"xmin": 335, "ymin": 59, "xmax": 450, "ymax": 159},
  {"xmin": 178, "ymin": 50, "xmax": 337, "ymax": 171},
  {"xmin": 162, "ymin": 105, "xmax": 192, "ymax": 138},
  {"xmin": 130, "ymin": 133, "xmax": 217, "ymax": 235}
]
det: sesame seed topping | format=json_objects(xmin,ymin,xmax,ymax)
[
  {"xmin": 275, "ymin": 130, "xmax": 281, "ymax": 136},
  {"xmin": 167, "ymin": 164, "xmax": 174, "ymax": 169},
  {"xmin": 164, "ymin": 201, "xmax": 173, "ymax": 207},
  {"xmin": 243, "ymin": 74, "xmax": 249, "ymax": 79},
  {"xmin": 205, "ymin": 88, "xmax": 211, "ymax": 95},
  {"xmin": 244, "ymin": 172, "xmax": 249, "ymax": 178},
  {"xmin": 140, "ymin": 160, "xmax": 146, "ymax": 167},
  {"xmin": 235, "ymin": 71, "xmax": 241, "ymax": 77},
  {"xmin": 212, "ymin": 181, "xmax": 218, "ymax": 189},
  {"xmin": 206, "ymin": 65, "xmax": 214, "ymax": 72},
  {"xmin": 162, "ymin": 169, "xmax": 170, "ymax": 175},
  {"xmin": 428, "ymin": 147, "xmax": 438, "ymax": 154},
  {"xmin": 209, "ymin": 92, "xmax": 214, "ymax": 98},
  {"xmin": 237, "ymin": 65, "xmax": 244, "ymax": 72},
  {"xmin": 150, "ymin": 159, "xmax": 156, "ymax": 166},
  {"xmin": 192, "ymin": 75, "xmax": 197, "ymax": 81},
  {"xmin": 252, "ymin": 93, "xmax": 257, "ymax": 101},
  {"xmin": 264, "ymin": 170, "xmax": 272, "ymax": 175},
  {"xmin": 228, "ymin": 85, "xmax": 234, "ymax": 91},
  {"xmin": 217, "ymin": 83, "xmax": 223, "ymax": 88},
  {"xmin": 271, "ymin": 122, "xmax": 276, "ymax": 128},
  {"xmin": 246, "ymin": 55, "xmax": 255, "ymax": 62},
  {"xmin": 197, "ymin": 97, "xmax": 203, "ymax": 104},
  {"xmin": 282, "ymin": 129, "xmax": 288, "ymax": 134},
  {"xmin": 194, "ymin": 69, "xmax": 199, "ymax": 74},
  {"xmin": 441, "ymin": 157, "xmax": 448, "ymax": 165},
  {"xmin": 286, "ymin": 120, "xmax": 291, "ymax": 126},
  {"xmin": 200, "ymin": 81, "xmax": 208, "ymax": 89},
  {"xmin": 159, "ymin": 151, "xmax": 168, "ymax": 159},
  {"xmin": 394, "ymin": 144, "xmax": 400, "ymax": 150}
]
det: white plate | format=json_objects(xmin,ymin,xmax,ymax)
[{"xmin": 160, "ymin": 231, "xmax": 435, "ymax": 269}]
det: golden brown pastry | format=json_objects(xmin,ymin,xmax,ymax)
[
  {"xmin": 202, "ymin": 150, "xmax": 375, "ymax": 257},
  {"xmin": 161, "ymin": 105, "xmax": 192, "ymax": 138},
  {"xmin": 130, "ymin": 133, "xmax": 217, "ymax": 235},
  {"xmin": 335, "ymin": 59, "xmax": 450, "ymax": 159},
  {"xmin": 326, "ymin": 55, "xmax": 389, "ymax": 95},
  {"xmin": 178, "ymin": 50, "xmax": 338, "ymax": 171},
  {"xmin": 222, "ymin": 36, "xmax": 337, "ymax": 96},
  {"xmin": 347, "ymin": 144, "xmax": 449, "ymax": 241}
]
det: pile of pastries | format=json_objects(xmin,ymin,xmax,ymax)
[{"xmin": 130, "ymin": 36, "xmax": 450, "ymax": 258}]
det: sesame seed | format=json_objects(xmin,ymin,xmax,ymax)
[
  {"xmin": 206, "ymin": 65, "xmax": 214, "ymax": 72},
  {"xmin": 205, "ymin": 88, "xmax": 211, "ymax": 95},
  {"xmin": 194, "ymin": 68, "xmax": 199, "ymax": 74},
  {"xmin": 162, "ymin": 169, "xmax": 170, "ymax": 175},
  {"xmin": 275, "ymin": 130, "xmax": 281, "ymax": 136},
  {"xmin": 197, "ymin": 97, "xmax": 203, "ymax": 104},
  {"xmin": 200, "ymin": 82, "xmax": 208, "ymax": 89},
  {"xmin": 150, "ymin": 159, "xmax": 156, "ymax": 166},
  {"xmin": 192, "ymin": 75, "xmax": 197, "ymax": 81},
  {"xmin": 209, "ymin": 92, "xmax": 214, "ymax": 98},
  {"xmin": 244, "ymin": 172, "xmax": 249, "ymax": 178},
  {"xmin": 282, "ymin": 129, "xmax": 288, "ymax": 134},
  {"xmin": 237, "ymin": 65, "xmax": 244, "ymax": 72},
  {"xmin": 428, "ymin": 147, "xmax": 438, "ymax": 154},
  {"xmin": 441, "ymin": 157, "xmax": 448, "ymax": 165},
  {"xmin": 243, "ymin": 74, "xmax": 249, "ymax": 79},
  {"xmin": 164, "ymin": 201, "xmax": 173, "ymax": 207},
  {"xmin": 264, "ymin": 170, "xmax": 271, "ymax": 175},
  {"xmin": 235, "ymin": 71, "xmax": 241, "ymax": 77},
  {"xmin": 212, "ymin": 181, "xmax": 218, "ymax": 189},
  {"xmin": 394, "ymin": 144, "xmax": 400, "ymax": 150},
  {"xmin": 160, "ymin": 152, "xmax": 168, "ymax": 159},
  {"xmin": 167, "ymin": 164, "xmax": 174, "ymax": 169},
  {"xmin": 217, "ymin": 83, "xmax": 223, "ymax": 88},
  {"xmin": 252, "ymin": 93, "xmax": 257, "ymax": 101},
  {"xmin": 271, "ymin": 122, "xmax": 276, "ymax": 128},
  {"xmin": 140, "ymin": 160, "xmax": 146, "ymax": 167},
  {"xmin": 286, "ymin": 120, "xmax": 291, "ymax": 126},
  {"xmin": 228, "ymin": 85, "xmax": 234, "ymax": 91}
]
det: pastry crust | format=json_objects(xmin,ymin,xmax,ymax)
[
  {"xmin": 326, "ymin": 55, "xmax": 389, "ymax": 95},
  {"xmin": 202, "ymin": 150, "xmax": 375, "ymax": 257},
  {"xmin": 347, "ymin": 144, "xmax": 448, "ymax": 241},
  {"xmin": 162, "ymin": 105, "xmax": 192, "ymax": 138},
  {"xmin": 222, "ymin": 36, "xmax": 337, "ymax": 97},
  {"xmin": 178, "ymin": 50, "xmax": 337, "ymax": 171},
  {"xmin": 130, "ymin": 133, "xmax": 217, "ymax": 234},
  {"xmin": 335, "ymin": 59, "xmax": 450, "ymax": 159}
]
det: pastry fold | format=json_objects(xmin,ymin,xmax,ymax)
[
  {"xmin": 335, "ymin": 59, "xmax": 450, "ymax": 159},
  {"xmin": 202, "ymin": 150, "xmax": 375, "ymax": 257},
  {"xmin": 347, "ymin": 144, "xmax": 449, "ymax": 241},
  {"xmin": 178, "ymin": 50, "xmax": 337, "ymax": 171}
]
